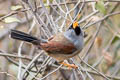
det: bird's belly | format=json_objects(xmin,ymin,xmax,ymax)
[{"xmin": 46, "ymin": 50, "xmax": 80, "ymax": 62}]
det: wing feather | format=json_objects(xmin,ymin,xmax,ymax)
[{"xmin": 41, "ymin": 41, "xmax": 77, "ymax": 54}]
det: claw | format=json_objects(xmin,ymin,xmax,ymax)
[{"xmin": 60, "ymin": 62, "xmax": 78, "ymax": 69}]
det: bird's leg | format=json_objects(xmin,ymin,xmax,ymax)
[{"xmin": 60, "ymin": 62, "xmax": 78, "ymax": 69}]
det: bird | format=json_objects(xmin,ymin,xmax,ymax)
[{"xmin": 10, "ymin": 21, "xmax": 84, "ymax": 69}]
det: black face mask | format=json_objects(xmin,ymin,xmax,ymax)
[
  {"xmin": 74, "ymin": 27, "xmax": 81, "ymax": 36},
  {"xmin": 69, "ymin": 24, "xmax": 81, "ymax": 34}
]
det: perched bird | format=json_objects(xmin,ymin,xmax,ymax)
[{"xmin": 10, "ymin": 21, "xmax": 84, "ymax": 68}]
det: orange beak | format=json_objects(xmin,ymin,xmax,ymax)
[{"xmin": 73, "ymin": 21, "xmax": 79, "ymax": 29}]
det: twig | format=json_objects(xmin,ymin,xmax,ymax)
[
  {"xmin": 0, "ymin": 52, "xmax": 32, "ymax": 60},
  {"xmin": 0, "ymin": 71, "xmax": 17, "ymax": 80},
  {"xmin": 86, "ymin": 71, "xmax": 94, "ymax": 80},
  {"xmin": 17, "ymin": 42, "xmax": 24, "ymax": 80},
  {"xmin": 79, "ymin": 57, "xmax": 110, "ymax": 80},
  {"xmin": 82, "ymin": 22, "xmax": 102, "ymax": 60},
  {"xmin": 39, "ymin": 64, "xmax": 63, "ymax": 80},
  {"xmin": 21, "ymin": 51, "xmax": 43, "ymax": 79},
  {"xmin": 0, "ymin": 0, "xmax": 119, "ymax": 21},
  {"xmin": 83, "ymin": 11, "xmax": 120, "ymax": 29},
  {"xmin": 31, "ymin": 56, "xmax": 51, "ymax": 80},
  {"xmin": 80, "ymin": 68, "xmax": 120, "ymax": 80}
]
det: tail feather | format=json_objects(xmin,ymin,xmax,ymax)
[{"xmin": 10, "ymin": 29, "xmax": 40, "ymax": 45}]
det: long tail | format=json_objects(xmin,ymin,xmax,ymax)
[{"xmin": 10, "ymin": 29, "xmax": 41, "ymax": 45}]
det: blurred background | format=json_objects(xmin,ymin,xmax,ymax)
[{"xmin": 0, "ymin": 0, "xmax": 120, "ymax": 80}]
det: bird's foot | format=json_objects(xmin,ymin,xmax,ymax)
[{"xmin": 60, "ymin": 62, "xmax": 78, "ymax": 69}]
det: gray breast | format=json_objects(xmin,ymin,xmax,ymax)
[{"xmin": 64, "ymin": 29, "xmax": 84, "ymax": 50}]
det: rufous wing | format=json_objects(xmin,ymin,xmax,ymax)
[{"xmin": 40, "ymin": 33, "xmax": 77, "ymax": 55}]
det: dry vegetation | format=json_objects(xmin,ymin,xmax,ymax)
[{"xmin": 0, "ymin": 0, "xmax": 120, "ymax": 80}]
